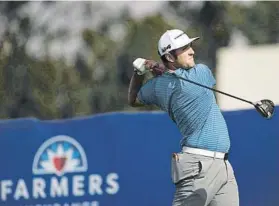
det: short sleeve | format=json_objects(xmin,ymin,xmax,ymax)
[
  {"xmin": 137, "ymin": 78, "xmax": 157, "ymax": 105},
  {"xmin": 198, "ymin": 64, "xmax": 216, "ymax": 87}
]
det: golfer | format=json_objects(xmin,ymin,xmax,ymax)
[{"xmin": 128, "ymin": 29, "xmax": 239, "ymax": 206}]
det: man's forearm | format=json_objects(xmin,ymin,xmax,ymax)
[{"xmin": 128, "ymin": 72, "xmax": 145, "ymax": 107}]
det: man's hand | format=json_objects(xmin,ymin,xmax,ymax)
[
  {"xmin": 144, "ymin": 60, "xmax": 166, "ymax": 76},
  {"xmin": 133, "ymin": 58, "xmax": 148, "ymax": 75}
]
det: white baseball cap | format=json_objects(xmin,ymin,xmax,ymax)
[{"xmin": 158, "ymin": 29, "xmax": 200, "ymax": 56}]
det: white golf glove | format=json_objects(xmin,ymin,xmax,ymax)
[{"xmin": 133, "ymin": 58, "xmax": 148, "ymax": 75}]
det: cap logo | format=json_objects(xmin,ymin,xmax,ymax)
[{"xmin": 162, "ymin": 44, "xmax": 171, "ymax": 53}]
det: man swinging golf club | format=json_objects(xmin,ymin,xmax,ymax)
[{"xmin": 128, "ymin": 29, "xmax": 240, "ymax": 206}]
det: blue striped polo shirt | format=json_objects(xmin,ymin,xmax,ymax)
[{"xmin": 138, "ymin": 64, "xmax": 230, "ymax": 153}]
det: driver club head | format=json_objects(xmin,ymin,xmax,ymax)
[{"xmin": 254, "ymin": 99, "xmax": 275, "ymax": 119}]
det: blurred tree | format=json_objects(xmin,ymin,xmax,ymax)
[
  {"xmin": 228, "ymin": 2, "xmax": 279, "ymax": 44},
  {"xmin": 80, "ymin": 28, "xmax": 123, "ymax": 114},
  {"xmin": 0, "ymin": 1, "xmax": 34, "ymax": 118},
  {"xmin": 0, "ymin": 1, "xmax": 78, "ymax": 119}
]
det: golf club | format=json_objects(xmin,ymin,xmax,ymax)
[{"xmin": 166, "ymin": 71, "xmax": 275, "ymax": 120}]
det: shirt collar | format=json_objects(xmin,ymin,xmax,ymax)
[
  {"xmin": 173, "ymin": 66, "xmax": 195, "ymax": 75},
  {"xmin": 173, "ymin": 68, "xmax": 184, "ymax": 76}
]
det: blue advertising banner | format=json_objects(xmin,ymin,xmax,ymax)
[{"xmin": 0, "ymin": 107, "xmax": 278, "ymax": 206}]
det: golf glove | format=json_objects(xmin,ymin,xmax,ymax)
[{"xmin": 133, "ymin": 58, "xmax": 148, "ymax": 75}]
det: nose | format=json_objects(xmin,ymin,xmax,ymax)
[{"xmin": 189, "ymin": 47, "xmax": 195, "ymax": 55}]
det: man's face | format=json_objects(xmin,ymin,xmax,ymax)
[{"xmin": 174, "ymin": 43, "xmax": 195, "ymax": 69}]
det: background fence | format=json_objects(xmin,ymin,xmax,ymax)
[{"xmin": 0, "ymin": 107, "xmax": 278, "ymax": 206}]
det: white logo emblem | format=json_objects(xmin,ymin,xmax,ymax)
[{"xmin": 32, "ymin": 135, "xmax": 88, "ymax": 176}]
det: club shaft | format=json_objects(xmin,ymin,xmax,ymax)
[{"xmin": 171, "ymin": 73, "xmax": 254, "ymax": 105}]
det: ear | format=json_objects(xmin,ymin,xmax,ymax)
[{"xmin": 165, "ymin": 53, "xmax": 175, "ymax": 63}]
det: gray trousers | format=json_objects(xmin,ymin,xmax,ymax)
[{"xmin": 171, "ymin": 152, "xmax": 239, "ymax": 206}]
